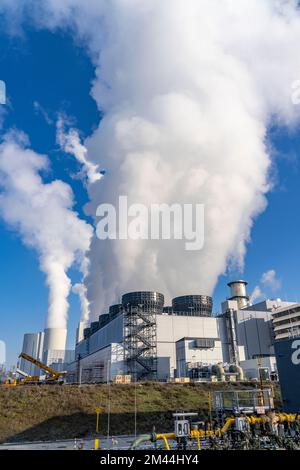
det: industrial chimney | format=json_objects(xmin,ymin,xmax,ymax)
[{"xmin": 227, "ymin": 280, "xmax": 249, "ymax": 309}]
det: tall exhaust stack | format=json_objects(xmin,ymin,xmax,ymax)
[{"xmin": 228, "ymin": 280, "xmax": 249, "ymax": 309}]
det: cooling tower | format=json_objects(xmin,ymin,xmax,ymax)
[
  {"xmin": 122, "ymin": 291, "xmax": 164, "ymax": 313},
  {"xmin": 20, "ymin": 332, "xmax": 44, "ymax": 375},
  {"xmin": 172, "ymin": 295, "xmax": 213, "ymax": 317},
  {"xmin": 43, "ymin": 328, "xmax": 67, "ymax": 352}
]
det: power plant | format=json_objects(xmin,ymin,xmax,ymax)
[
  {"xmin": 1, "ymin": 277, "xmax": 300, "ymax": 451},
  {"xmin": 17, "ymin": 279, "xmax": 299, "ymax": 389},
  {"xmin": 11, "ymin": 279, "xmax": 300, "ymax": 417}
]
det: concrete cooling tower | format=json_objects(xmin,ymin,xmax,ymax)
[
  {"xmin": 43, "ymin": 328, "xmax": 67, "ymax": 352},
  {"xmin": 42, "ymin": 328, "xmax": 69, "ymax": 370}
]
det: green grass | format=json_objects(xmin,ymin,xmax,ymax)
[{"xmin": 0, "ymin": 382, "xmax": 281, "ymax": 443}]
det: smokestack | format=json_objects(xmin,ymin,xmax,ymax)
[
  {"xmin": 43, "ymin": 328, "xmax": 67, "ymax": 352},
  {"xmin": 228, "ymin": 280, "xmax": 249, "ymax": 309}
]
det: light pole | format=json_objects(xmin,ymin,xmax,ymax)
[
  {"xmin": 106, "ymin": 358, "xmax": 111, "ymax": 449},
  {"xmin": 95, "ymin": 407, "xmax": 102, "ymax": 433}
]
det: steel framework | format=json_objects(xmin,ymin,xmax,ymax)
[{"xmin": 123, "ymin": 304, "xmax": 157, "ymax": 380}]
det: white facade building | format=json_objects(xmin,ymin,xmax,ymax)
[
  {"xmin": 157, "ymin": 315, "xmax": 223, "ymax": 379},
  {"xmin": 176, "ymin": 337, "xmax": 223, "ymax": 378},
  {"xmin": 272, "ymin": 303, "xmax": 300, "ymax": 340},
  {"xmin": 71, "ymin": 299, "xmax": 223, "ymax": 382}
]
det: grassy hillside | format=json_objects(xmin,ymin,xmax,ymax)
[{"xmin": 0, "ymin": 382, "xmax": 281, "ymax": 443}]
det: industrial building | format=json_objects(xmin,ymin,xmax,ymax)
[
  {"xmin": 272, "ymin": 303, "xmax": 300, "ymax": 340},
  {"xmin": 67, "ymin": 281, "xmax": 295, "ymax": 383},
  {"xmin": 218, "ymin": 281, "xmax": 294, "ymax": 381},
  {"xmin": 19, "ymin": 328, "xmax": 74, "ymax": 375},
  {"xmin": 67, "ymin": 291, "xmax": 224, "ymax": 382},
  {"xmin": 19, "ymin": 280, "xmax": 297, "ymax": 384}
]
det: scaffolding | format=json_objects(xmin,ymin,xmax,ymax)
[{"xmin": 123, "ymin": 303, "xmax": 157, "ymax": 381}]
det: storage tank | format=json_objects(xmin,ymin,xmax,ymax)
[{"xmin": 43, "ymin": 328, "xmax": 67, "ymax": 352}]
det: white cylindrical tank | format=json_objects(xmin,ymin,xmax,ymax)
[{"xmin": 43, "ymin": 328, "xmax": 67, "ymax": 352}]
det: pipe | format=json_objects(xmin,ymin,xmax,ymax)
[
  {"xmin": 130, "ymin": 434, "xmax": 152, "ymax": 450},
  {"xmin": 211, "ymin": 364, "xmax": 226, "ymax": 382},
  {"xmin": 229, "ymin": 364, "xmax": 245, "ymax": 381},
  {"xmin": 130, "ymin": 414, "xmax": 300, "ymax": 450},
  {"xmin": 130, "ymin": 433, "xmax": 175, "ymax": 450},
  {"xmin": 221, "ymin": 418, "xmax": 235, "ymax": 434},
  {"xmin": 160, "ymin": 435, "xmax": 170, "ymax": 450}
]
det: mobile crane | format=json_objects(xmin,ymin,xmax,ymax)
[{"xmin": 16, "ymin": 352, "xmax": 66, "ymax": 385}]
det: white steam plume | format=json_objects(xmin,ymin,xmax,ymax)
[
  {"xmin": 56, "ymin": 117, "xmax": 103, "ymax": 185},
  {"xmin": 0, "ymin": 132, "xmax": 93, "ymax": 328},
  {"xmin": 72, "ymin": 283, "xmax": 90, "ymax": 323},
  {"xmin": 4, "ymin": 1, "xmax": 300, "ymax": 317}
]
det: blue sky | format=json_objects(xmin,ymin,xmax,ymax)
[{"xmin": 1, "ymin": 25, "xmax": 300, "ymax": 367}]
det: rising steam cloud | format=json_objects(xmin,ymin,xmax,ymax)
[
  {"xmin": 2, "ymin": 1, "xmax": 300, "ymax": 320},
  {"xmin": 0, "ymin": 132, "xmax": 93, "ymax": 328},
  {"xmin": 56, "ymin": 117, "xmax": 103, "ymax": 185}
]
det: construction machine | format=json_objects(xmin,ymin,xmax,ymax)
[
  {"xmin": 17, "ymin": 352, "xmax": 66, "ymax": 384},
  {"xmin": 15, "ymin": 367, "xmax": 41, "ymax": 384}
]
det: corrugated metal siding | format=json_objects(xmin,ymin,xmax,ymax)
[{"xmin": 274, "ymin": 337, "xmax": 300, "ymax": 413}]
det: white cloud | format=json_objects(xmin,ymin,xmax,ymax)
[
  {"xmin": 33, "ymin": 101, "xmax": 53, "ymax": 125},
  {"xmin": 261, "ymin": 269, "xmax": 281, "ymax": 291}
]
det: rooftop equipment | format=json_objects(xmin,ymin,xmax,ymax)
[
  {"xmin": 227, "ymin": 280, "xmax": 249, "ymax": 309},
  {"xmin": 172, "ymin": 295, "xmax": 213, "ymax": 317}
]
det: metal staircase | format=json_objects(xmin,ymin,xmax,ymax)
[{"xmin": 123, "ymin": 304, "xmax": 157, "ymax": 380}]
